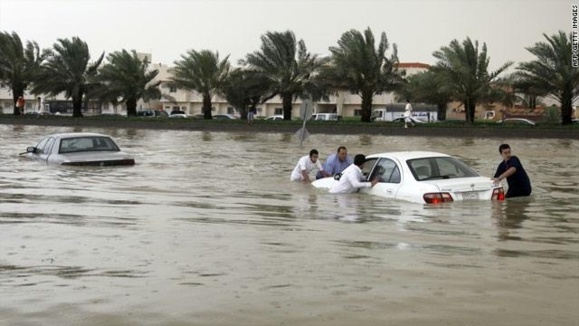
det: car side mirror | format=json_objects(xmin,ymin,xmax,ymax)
[{"xmin": 26, "ymin": 146, "xmax": 37, "ymax": 153}]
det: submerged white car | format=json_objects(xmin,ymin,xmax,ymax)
[
  {"xmin": 23, "ymin": 132, "xmax": 135, "ymax": 166},
  {"xmin": 312, "ymin": 151, "xmax": 505, "ymax": 204}
]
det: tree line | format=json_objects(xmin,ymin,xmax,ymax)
[{"xmin": 0, "ymin": 28, "xmax": 576, "ymax": 125}]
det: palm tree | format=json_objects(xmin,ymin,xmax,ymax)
[
  {"xmin": 324, "ymin": 28, "xmax": 403, "ymax": 122},
  {"xmin": 516, "ymin": 31, "xmax": 579, "ymax": 125},
  {"xmin": 242, "ymin": 30, "xmax": 324, "ymax": 120},
  {"xmin": 95, "ymin": 50, "xmax": 161, "ymax": 116},
  {"xmin": 397, "ymin": 70, "xmax": 452, "ymax": 120},
  {"xmin": 0, "ymin": 31, "xmax": 46, "ymax": 115},
  {"xmin": 171, "ymin": 49, "xmax": 230, "ymax": 119},
  {"xmin": 432, "ymin": 37, "xmax": 512, "ymax": 123},
  {"xmin": 31, "ymin": 37, "xmax": 104, "ymax": 117},
  {"xmin": 221, "ymin": 68, "xmax": 269, "ymax": 119}
]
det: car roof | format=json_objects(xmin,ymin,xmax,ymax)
[
  {"xmin": 45, "ymin": 132, "xmax": 111, "ymax": 139},
  {"xmin": 366, "ymin": 151, "xmax": 452, "ymax": 161},
  {"xmin": 503, "ymin": 118, "xmax": 534, "ymax": 122}
]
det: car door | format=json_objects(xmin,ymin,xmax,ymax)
[
  {"xmin": 34, "ymin": 137, "xmax": 57, "ymax": 163},
  {"xmin": 362, "ymin": 158, "xmax": 402, "ymax": 199},
  {"xmin": 42, "ymin": 137, "xmax": 57, "ymax": 163}
]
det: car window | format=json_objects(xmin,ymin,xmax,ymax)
[
  {"xmin": 44, "ymin": 138, "xmax": 56, "ymax": 154},
  {"xmin": 35, "ymin": 138, "xmax": 49, "ymax": 154},
  {"xmin": 361, "ymin": 158, "xmax": 378, "ymax": 178},
  {"xmin": 372, "ymin": 158, "xmax": 401, "ymax": 184},
  {"xmin": 408, "ymin": 157, "xmax": 479, "ymax": 181},
  {"xmin": 59, "ymin": 137, "xmax": 120, "ymax": 153}
]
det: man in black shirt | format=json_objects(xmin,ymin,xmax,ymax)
[{"xmin": 493, "ymin": 144, "xmax": 532, "ymax": 198}]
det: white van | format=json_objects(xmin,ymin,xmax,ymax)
[{"xmin": 311, "ymin": 113, "xmax": 340, "ymax": 121}]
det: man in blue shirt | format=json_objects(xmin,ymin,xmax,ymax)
[
  {"xmin": 316, "ymin": 146, "xmax": 353, "ymax": 179},
  {"xmin": 493, "ymin": 144, "xmax": 532, "ymax": 198}
]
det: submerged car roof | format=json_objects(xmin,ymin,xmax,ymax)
[
  {"xmin": 47, "ymin": 132, "xmax": 111, "ymax": 139},
  {"xmin": 367, "ymin": 151, "xmax": 452, "ymax": 161}
]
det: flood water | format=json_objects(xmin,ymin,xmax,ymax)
[{"xmin": 1, "ymin": 124, "xmax": 578, "ymax": 326}]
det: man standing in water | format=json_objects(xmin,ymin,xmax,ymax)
[
  {"xmin": 316, "ymin": 146, "xmax": 353, "ymax": 179},
  {"xmin": 290, "ymin": 149, "xmax": 329, "ymax": 182},
  {"xmin": 493, "ymin": 144, "xmax": 532, "ymax": 198},
  {"xmin": 330, "ymin": 154, "xmax": 378, "ymax": 194}
]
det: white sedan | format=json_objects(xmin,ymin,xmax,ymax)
[
  {"xmin": 265, "ymin": 115, "xmax": 284, "ymax": 120},
  {"xmin": 22, "ymin": 132, "xmax": 135, "ymax": 166},
  {"xmin": 312, "ymin": 151, "xmax": 505, "ymax": 204}
]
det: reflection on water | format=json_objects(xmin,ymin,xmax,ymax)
[{"xmin": 0, "ymin": 124, "xmax": 578, "ymax": 326}]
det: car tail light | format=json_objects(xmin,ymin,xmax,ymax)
[
  {"xmin": 492, "ymin": 187, "xmax": 505, "ymax": 201},
  {"xmin": 423, "ymin": 192, "xmax": 453, "ymax": 204}
]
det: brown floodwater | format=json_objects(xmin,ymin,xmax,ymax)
[{"xmin": 0, "ymin": 124, "xmax": 578, "ymax": 326}]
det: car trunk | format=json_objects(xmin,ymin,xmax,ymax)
[
  {"xmin": 422, "ymin": 176, "xmax": 495, "ymax": 199},
  {"xmin": 61, "ymin": 152, "xmax": 135, "ymax": 166}
]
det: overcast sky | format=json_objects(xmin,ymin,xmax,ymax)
[{"xmin": 0, "ymin": 0, "xmax": 571, "ymax": 71}]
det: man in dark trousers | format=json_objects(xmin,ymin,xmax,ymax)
[{"xmin": 493, "ymin": 144, "xmax": 532, "ymax": 198}]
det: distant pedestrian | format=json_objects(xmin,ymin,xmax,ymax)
[
  {"xmin": 37, "ymin": 97, "xmax": 43, "ymax": 113},
  {"xmin": 404, "ymin": 99, "xmax": 414, "ymax": 128},
  {"xmin": 16, "ymin": 96, "xmax": 25, "ymax": 115},
  {"xmin": 247, "ymin": 106, "xmax": 257, "ymax": 125}
]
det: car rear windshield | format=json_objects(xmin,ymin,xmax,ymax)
[
  {"xmin": 59, "ymin": 137, "xmax": 120, "ymax": 153},
  {"xmin": 407, "ymin": 156, "xmax": 479, "ymax": 181}
]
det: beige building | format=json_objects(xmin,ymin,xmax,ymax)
[{"xmin": 140, "ymin": 61, "xmax": 431, "ymax": 118}]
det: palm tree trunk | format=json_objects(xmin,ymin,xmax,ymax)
[
  {"xmin": 560, "ymin": 85, "xmax": 573, "ymax": 125},
  {"xmin": 11, "ymin": 83, "xmax": 25, "ymax": 115},
  {"xmin": 72, "ymin": 92, "xmax": 83, "ymax": 117},
  {"xmin": 464, "ymin": 99, "xmax": 475, "ymax": 123},
  {"xmin": 282, "ymin": 93, "xmax": 293, "ymax": 120},
  {"xmin": 202, "ymin": 93, "xmax": 212, "ymax": 119},
  {"xmin": 126, "ymin": 98, "xmax": 138, "ymax": 116},
  {"xmin": 437, "ymin": 103, "xmax": 447, "ymax": 120},
  {"xmin": 360, "ymin": 90, "xmax": 373, "ymax": 122}
]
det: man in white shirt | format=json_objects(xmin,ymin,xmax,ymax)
[
  {"xmin": 404, "ymin": 99, "xmax": 415, "ymax": 128},
  {"xmin": 330, "ymin": 154, "xmax": 378, "ymax": 194},
  {"xmin": 290, "ymin": 149, "xmax": 329, "ymax": 182}
]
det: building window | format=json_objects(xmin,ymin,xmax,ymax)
[
  {"xmin": 354, "ymin": 109, "xmax": 362, "ymax": 116},
  {"xmin": 274, "ymin": 107, "xmax": 283, "ymax": 115},
  {"xmin": 169, "ymin": 86, "xmax": 177, "ymax": 93}
]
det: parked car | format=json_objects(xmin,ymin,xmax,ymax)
[
  {"xmin": 311, "ymin": 151, "xmax": 505, "ymax": 204},
  {"xmin": 169, "ymin": 110, "xmax": 188, "ymax": 118},
  {"xmin": 213, "ymin": 114, "xmax": 238, "ymax": 120},
  {"xmin": 24, "ymin": 111, "xmax": 53, "ymax": 117},
  {"xmin": 97, "ymin": 112, "xmax": 125, "ymax": 117},
  {"xmin": 22, "ymin": 132, "xmax": 135, "ymax": 166},
  {"xmin": 391, "ymin": 117, "xmax": 425, "ymax": 124},
  {"xmin": 496, "ymin": 118, "xmax": 536, "ymax": 126},
  {"xmin": 137, "ymin": 109, "xmax": 168, "ymax": 117},
  {"xmin": 265, "ymin": 115, "xmax": 284, "ymax": 121},
  {"xmin": 311, "ymin": 113, "xmax": 340, "ymax": 121}
]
